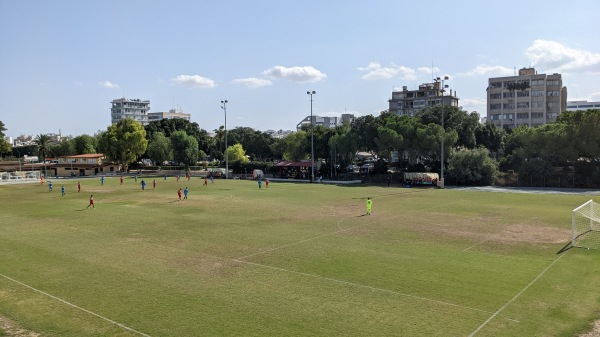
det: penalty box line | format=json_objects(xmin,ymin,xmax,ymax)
[
  {"xmin": 0, "ymin": 273, "xmax": 151, "ymax": 337},
  {"xmin": 468, "ymin": 251, "xmax": 568, "ymax": 336},
  {"xmin": 224, "ymin": 256, "xmax": 518, "ymax": 323}
]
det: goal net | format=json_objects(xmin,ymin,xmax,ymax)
[{"xmin": 572, "ymin": 199, "xmax": 600, "ymax": 249}]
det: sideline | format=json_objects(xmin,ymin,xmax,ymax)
[{"xmin": 0, "ymin": 273, "xmax": 151, "ymax": 337}]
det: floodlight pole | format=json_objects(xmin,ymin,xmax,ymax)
[
  {"xmin": 221, "ymin": 100, "xmax": 228, "ymax": 179},
  {"xmin": 435, "ymin": 76, "xmax": 450, "ymax": 188},
  {"xmin": 307, "ymin": 91, "xmax": 316, "ymax": 183}
]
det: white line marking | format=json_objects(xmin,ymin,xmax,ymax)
[
  {"xmin": 236, "ymin": 215, "xmax": 399, "ymax": 260},
  {"xmin": 226, "ymin": 257, "xmax": 518, "ymax": 322},
  {"xmin": 468, "ymin": 251, "xmax": 567, "ymax": 336},
  {"xmin": 463, "ymin": 239, "xmax": 487, "ymax": 251},
  {"xmin": 0, "ymin": 273, "xmax": 151, "ymax": 337}
]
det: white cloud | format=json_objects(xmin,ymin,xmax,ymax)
[
  {"xmin": 171, "ymin": 75, "xmax": 216, "ymax": 88},
  {"xmin": 458, "ymin": 98, "xmax": 486, "ymax": 114},
  {"xmin": 358, "ymin": 63, "xmax": 435, "ymax": 81},
  {"xmin": 458, "ymin": 65, "xmax": 513, "ymax": 77},
  {"xmin": 232, "ymin": 77, "xmax": 272, "ymax": 88},
  {"xmin": 262, "ymin": 66, "xmax": 327, "ymax": 83},
  {"xmin": 99, "ymin": 81, "xmax": 120, "ymax": 89},
  {"xmin": 525, "ymin": 39, "xmax": 600, "ymax": 74}
]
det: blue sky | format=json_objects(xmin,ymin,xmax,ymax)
[{"xmin": 1, "ymin": 0, "xmax": 599, "ymax": 139}]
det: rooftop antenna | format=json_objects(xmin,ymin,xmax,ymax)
[{"xmin": 514, "ymin": 66, "xmax": 516, "ymax": 76}]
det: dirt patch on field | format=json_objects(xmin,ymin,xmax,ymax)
[
  {"xmin": 580, "ymin": 319, "xmax": 600, "ymax": 337},
  {"xmin": 494, "ymin": 224, "xmax": 570, "ymax": 244},
  {"xmin": 0, "ymin": 316, "xmax": 42, "ymax": 337},
  {"xmin": 407, "ymin": 220, "xmax": 569, "ymax": 245},
  {"xmin": 170, "ymin": 254, "xmax": 237, "ymax": 278}
]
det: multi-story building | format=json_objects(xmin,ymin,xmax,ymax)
[
  {"xmin": 111, "ymin": 98, "xmax": 150, "ymax": 126},
  {"xmin": 388, "ymin": 79, "xmax": 459, "ymax": 117},
  {"xmin": 148, "ymin": 108, "xmax": 191, "ymax": 122},
  {"xmin": 487, "ymin": 67, "xmax": 567, "ymax": 129},
  {"xmin": 566, "ymin": 100, "xmax": 600, "ymax": 111},
  {"xmin": 296, "ymin": 113, "xmax": 354, "ymax": 131}
]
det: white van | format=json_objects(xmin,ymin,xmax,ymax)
[{"xmin": 252, "ymin": 169, "xmax": 264, "ymax": 180}]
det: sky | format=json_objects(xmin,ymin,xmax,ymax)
[{"xmin": 1, "ymin": 0, "xmax": 599, "ymax": 139}]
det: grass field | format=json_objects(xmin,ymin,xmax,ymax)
[{"xmin": 1, "ymin": 176, "xmax": 599, "ymax": 336}]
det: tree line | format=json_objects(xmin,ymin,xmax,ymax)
[{"xmin": 2, "ymin": 107, "xmax": 599, "ymax": 187}]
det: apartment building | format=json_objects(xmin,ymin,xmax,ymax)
[
  {"xmin": 388, "ymin": 79, "xmax": 459, "ymax": 117},
  {"xmin": 296, "ymin": 113, "xmax": 355, "ymax": 131},
  {"xmin": 111, "ymin": 98, "xmax": 150, "ymax": 126},
  {"xmin": 487, "ymin": 67, "xmax": 567, "ymax": 129},
  {"xmin": 148, "ymin": 108, "xmax": 191, "ymax": 122}
]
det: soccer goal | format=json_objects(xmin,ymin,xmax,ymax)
[{"xmin": 572, "ymin": 199, "xmax": 600, "ymax": 249}]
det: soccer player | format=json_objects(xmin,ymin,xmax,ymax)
[
  {"xmin": 366, "ymin": 197, "xmax": 372, "ymax": 215},
  {"xmin": 177, "ymin": 188, "xmax": 182, "ymax": 201},
  {"xmin": 87, "ymin": 195, "xmax": 95, "ymax": 209},
  {"xmin": 61, "ymin": 185, "xmax": 65, "ymax": 196},
  {"xmin": 120, "ymin": 176, "xmax": 124, "ymax": 185},
  {"xmin": 77, "ymin": 181, "xmax": 81, "ymax": 192},
  {"xmin": 153, "ymin": 179, "xmax": 156, "ymax": 189},
  {"xmin": 184, "ymin": 187, "xmax": 188, "ymax": 199},
  {"xmin": 48, "ymin": 181, "xmax": 53, "ymax": 192},
  {"xmin": 101, "ymin": 176, "xmax": 105, "ymax": 186},
  {"xmin": 265, "ymin": 178, "xmax": 269, "ymax": 188},
  {"xmin": 203, "ymin": 177, "xmax": 208, "ymax": 186},
  {"xmin": 141, "ymin": 179, "xmax": 146, "ymax": 190},
  {"xmin": 40, "ymin": 176, "xmax": 44, "ymax": 185},
  {"xmin": 209, "ymin": 174, "xmax": 214, "ymax": 184},
  {"xmin": 257, "ymin": 178, "xmax": 262, "ymax": 189}
]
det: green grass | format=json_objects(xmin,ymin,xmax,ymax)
[{"xmin": 0, "ymin": 176, "xmax": 599, "ymax": 336}]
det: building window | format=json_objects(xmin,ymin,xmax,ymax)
[
  {"xmin": 490, "ymin": 103, "xmax": 501, "ymax": 110},
  {"xmin": 503, "ymin": 92, "xmax": 515, "ymax": 98},
  {"xmin": 532, "ymin": 90, "xmax": 545, "ymax": 97},
  {"xmin": 546, "ymin": 79, "xmax": 560, "ymax": 86},
  {"xmin": 503, "ymin": 103, "xmax": 515, "ymax": 109},
  {"xmin": 532, "ymin": 113, "xmax": 544, "ymax": 118},
  {"xmin": 531, "ymin": 79, "xmax": 545, "ymax": 86},
  {"xmin": 517, "ymin": 91, "xmax": 530, "ymax": 97},
  {"xmin": 489, "ymin": 82, "xmax": 502, "ymax": 88},
  {"xmin": 517, "ymin": 113, "xmax": 529, "ymax": 119},
  {"xmin": 489, "ymin": 93, "xmax": 501, "ymax": 99},
  {"xmin": 517, "ymin": 102, "xmax": 529, "ymax": 108}
]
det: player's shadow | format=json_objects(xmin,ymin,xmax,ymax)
[{"xmin": 357, "ymin": 214, "xmax": 368, "ymax": 217}]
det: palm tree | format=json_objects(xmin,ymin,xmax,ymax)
[{"xmin": 34, "ymin": 134, "xmax": 54, "ymax": 175}]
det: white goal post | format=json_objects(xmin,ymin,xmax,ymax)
[{"xmin": 572, "ymin": 199, "xmax": 600, "ymax": 249}]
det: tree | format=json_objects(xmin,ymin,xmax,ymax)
[
  {"xmin": 53, "ymin": 138, "xmax": 76, "ymax": 156},
  {"xmin": 227, "ymin": 127, "xmax": 275, "ymax": 161},
  {"xmin": 34, "ymin": 134, "xmax": 54, "ymax": 164},
  {"xmin": 170, "ymin": 130, "xmax": 199, "ymax": 169},
  {"xmin": 227, "ymin": 143, "xmax": 250, "ymax": 164},
  {"xmin": 147, "ymin": 132, "xmax": 172, "ymax": 166},
  {"xmin": 475, "ymin": 122, "xmax": 505, "ymax": 154},
  {"xmin": 73, "ymin": 134, "xmax": 97, "ymax": 154},
  {"xmin": 447, "ymin": 147, "xmax": 498, "ymax": 185},
  {"xmin": 98, "ymin": 119, "xmax": 148, "ymax": 171},
  {"xmin": 280, "ymin": 130, "xmax": 309, "ymax": 161},
  {"xmin": 0, "ymin": 121, "xmax": 11, "ymax": 155},
  {"xmin": 373, "ymin": 127, "xmax": 403, "ymax": 161}
]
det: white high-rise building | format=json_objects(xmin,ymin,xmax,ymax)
[{"xmin": 110, "ymin": 98, "xmax": 150, "ymax": 126}]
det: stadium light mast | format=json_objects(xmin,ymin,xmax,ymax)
[
  {"xmin": 221, "ymin": 100, "xmax": 228, "ymax": 179},
  {"xmin": 434, "ymin": 76, "xmax": 450, "ymax": 188},
  {"xmin": 307, "ymin": 91, "xmax": 316, "ymax": 183}
]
